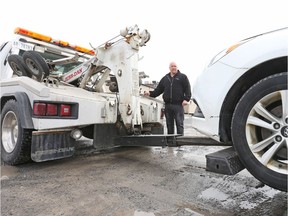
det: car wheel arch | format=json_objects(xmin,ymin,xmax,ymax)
[{"xmin": 219, "ymin": 56, "xmax": 287, "ymax": 143}]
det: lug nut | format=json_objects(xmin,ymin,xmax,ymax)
[
  {"xmin": 275, "ymin": 135, "xmax": 282, "ymax": 142},
  {"xmin": 273, "ymin": 123, "xmax": 280, "ymax": 129}
]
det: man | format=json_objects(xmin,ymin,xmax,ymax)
[{"xmin": 144, "ymin": 62, "xmax": 191, "ymax": 135}]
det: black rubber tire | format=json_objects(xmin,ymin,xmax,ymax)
[
  {"xmin": 231, "ymin": 72, "xmax": 287, "ymax": 192},
  {"xmin": 1, "ymin": 100, "xmax": 32, "ymax": 165},
  {"xmin": 7, "ymin": 54, "xmax": 31, "ymax": 77},
  {"xmin": 22, "ymin": 51, "xmax": 50, "ymax": 81}
]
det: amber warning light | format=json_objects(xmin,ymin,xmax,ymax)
[{"xmin": 14, "ymin": 27, "xmax": 95, "ymax": 55}]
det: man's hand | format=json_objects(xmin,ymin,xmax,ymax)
[
  {"xmin": 144, "ymin": 91, "xmax": 150, "ymax": 96},
  {"xmin": 182, "ymin": 100, "xmax": 190, "ymax": 106}
]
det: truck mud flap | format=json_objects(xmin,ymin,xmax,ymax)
[{"xmin": 31, "ymin": 131, "xmax": 76, "ymax": 162}]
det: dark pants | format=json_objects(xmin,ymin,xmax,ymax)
[{"xmin": 164, "ymin": 104, "xmax": 184, "ymax": 135}]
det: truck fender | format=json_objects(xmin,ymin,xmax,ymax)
[{"xmin": 1, "ymin": 92, "xmax": 34, "ymax": 129}]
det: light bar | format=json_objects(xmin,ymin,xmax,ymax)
[
  {"xmin": 52, "ymin": 39, "xmax": 69, "ymax": 47},
  {"xmin": 70, "ymin": 45, "xmax": 95, "ymax": 55},
  {"xmin": 14, "ymin": 27, "xmax": 52, "ymax": 42},
  {"xmin": 14, "ymin": 27, "xmax": 95, "ymax": 55}
]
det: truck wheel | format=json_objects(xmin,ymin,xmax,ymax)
[
  {"xmin": 22, "ymin": 51, "xmax": 50, "ymax": 81},
  {"xmin": 7, "ymin": 55, "xmax": 31, "ymax": 77},
  {"xmin": 231, "ymin": 72, "xmax": 287, "ymax": 192},
  {"xmin": 1, "ymin": 100, "xmax": 32, "ymax": 165}
]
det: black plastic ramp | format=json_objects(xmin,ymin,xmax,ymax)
[{"xmin": 206, "ymin": 147, "xmax": 245, "ymax": 175}]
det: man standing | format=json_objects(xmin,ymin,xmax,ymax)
[{"xmin": 144, "ymin": 62, "xmax": 191, "ymax": 135}]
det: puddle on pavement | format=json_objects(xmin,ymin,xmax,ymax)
[{"xmin": 1, "ymin": 165, "xmax": 19, "ymax": 180}]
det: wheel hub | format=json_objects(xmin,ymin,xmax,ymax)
[
  {"xmin": 2, "ymin": 111, "xmax": 18, "ymax": 153},
  {"xmin": 281, "ymin": 125, "xmax": 288, "ymax": 138}
]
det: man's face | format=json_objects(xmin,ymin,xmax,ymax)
[{"xmin": 169, "ymin": 62, "xmax": 178, "ymax": 75}]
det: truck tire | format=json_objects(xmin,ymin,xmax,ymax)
[
  {"xmin": 7, "ymin": 54, "xmax": 31, "ymax": 77},
  {"xmin": 231, "ymin": 72, "xmax": 287, "ymax": 192},
  {"xmin": 22, "ymin": 51, "xmax": 50, "ymax": 81},
  {"xmin": 1, "ymin": 99, "xmax": 32, "ymax": 165}
]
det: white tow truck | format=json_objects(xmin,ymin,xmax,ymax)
[{"xmin": 0, "ymin": 25, "xmax": 175, "ymax": 165}]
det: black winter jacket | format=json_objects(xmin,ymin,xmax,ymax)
[{"xmin": 149, "ymin": 71, "xmax": 191, "ymax": 105}]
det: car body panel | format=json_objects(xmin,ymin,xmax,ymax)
[{"xmin": 192, "ymin": 27, "xmax": 288, "ymax": 142}]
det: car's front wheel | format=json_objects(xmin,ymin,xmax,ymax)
[{"xmin": 231, "ymin": 72, "xmax": 287, "ymax": 192}]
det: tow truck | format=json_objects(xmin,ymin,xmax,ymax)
[
  {"xmin": 0, "ymin": 25, "xmax": 166, "ymax": 163},
  {"xmin": 1, "ymin": 25, "xmax": 246, "ymax": 187}
]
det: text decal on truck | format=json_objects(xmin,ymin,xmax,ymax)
[
  {"xmin": 61, "ymin": 62, "xmax": 91, "ymax": 82},
  {"xmin": 13, "ymin": 41, "xmax": 34, "ymax": 51},
  {"xmin": 64, "ymin": 68, "xmax": 83, "ymax": 82}
]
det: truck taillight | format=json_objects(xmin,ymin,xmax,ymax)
[
  {"xmin": 33, "ymin": 103, "xmax": 46, "ymax": 116},
  {"xmin": 33, "ymin": 103, "xmax": 58, "ymax": 116},
  {"xmin": 60, "ymin": 104, "xmax": 71, "ymax": 117},
  {"xmin": 33, "ymin": 102, "xmax": 76, "ymax": 118},
  {"xmin": 46, "ymin": 104, "xmax": 58, "ymax": 116}
]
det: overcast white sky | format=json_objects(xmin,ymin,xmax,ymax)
[{"xmin": 1, "ymin": 0, "xmax": 287, "ymax": 85}]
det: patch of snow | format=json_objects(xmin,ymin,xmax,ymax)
[
  {"xmin": 134, "ymin": 210, "xmax": 155, "ymax": 216},
  {"xmin": 198, "ymin": 187, "xmax": 229, "ymax": 201},
  {"xmin": 239, "ymin": 200, "xmax": 258, "ymax": 209}
]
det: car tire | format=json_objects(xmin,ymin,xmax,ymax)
[
  {"xmin": 22, "ymin": 51, "xmax": 50, "ymax": 81},
  {"xmin": 1, "ymin": 99, "xmax": 32, "ymax": 165},
  {"xmin": 7, "ymin": 54, "xmax": 31, "ymax": 77},
  {"xmin": 231, "ymin": 72, "xmax": 287, "ymax": 192}
]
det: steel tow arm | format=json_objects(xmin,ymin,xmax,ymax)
[{"xmin": 79, "ymin": 25, "xmax": 151, "ymax": 134}]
